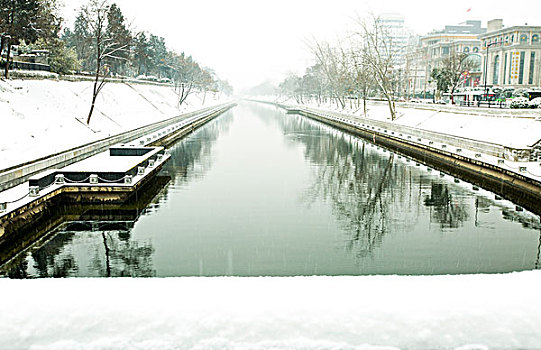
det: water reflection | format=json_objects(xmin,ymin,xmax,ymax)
[
  {"xmin": 2, "ymin": 103, "xmax": 540, "ymax": 277},
  {"xmin": 424, "ymin": 183, "xmax": 469, "ymax": 229},
  {"xmin": 278, "ymin": 111, "xmax": 541, "ymax": 270},
  {"xmin": 1, "ymin": 178, "xmax": 165, "ymax": 278},
  {"xmin": 1, "ymin": 112, "xmax": 233, "ymax": 278}
]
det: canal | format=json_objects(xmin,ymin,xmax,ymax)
[{"xmin": 2, "ymin": 101, "xmax": 541, "ymax": 277}]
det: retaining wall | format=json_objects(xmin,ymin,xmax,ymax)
[{"xmin": 0, "ymin": 102, "xmax": 236, "ymax": 192}]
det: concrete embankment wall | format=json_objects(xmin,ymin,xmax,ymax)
[
  {"xmin": 0, "ymin": 102, "xmax": 236, "ymax": 255},
  {"xmin": 275, "ymin": 103, "xmax": 541, "ymax": 215},
  {"xmin": 0, "ymin": 103, "xmax": 236, "ymax": 192},
  {"xmin": 0, "ymin": 78, "xmax": 226, "ymax": 169}
]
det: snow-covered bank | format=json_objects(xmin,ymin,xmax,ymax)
[
  {"xmin": 0, "ymin": 79, "xmax": 229, "ymax": 170},
  {"xmin": 1, "ymin": 272, "xmax": 540, "ymax": 349},
  {"xmin": 259, "ymin": 97, "xmax": 541, "ymax": 150}
]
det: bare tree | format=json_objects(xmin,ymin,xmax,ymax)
[
  {"xmin": 355, "ymin": 14, "xmax": 398, "ymax": 120},
  {"xmin": 81, "ymin": 0, "xmax": 130, "ymax": 124},
  {"xmin": 279, "ymin": 73, "xmax": 303, "ymax": 103},
  {"xmin": 309, "ymin": 39, "xmax": 350, "ymax": 109},
  {"xmin": 443, "ymin": 51, "xmax": 480, "ymax": 104},
  {"xmin": 349, "ymin": 45, "xmax": 374, "ymax": 116},
  {"xmin": 302, "ymin": 64, "xmax": 326, "ymax": 106},
  {"xmin": 168, "ymin": 53, "xmax": 209, "ymax": 107}
]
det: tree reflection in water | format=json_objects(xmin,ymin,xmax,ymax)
[
  {"xmin": 162, "ymin": 112, "xmax": 234, "ymax": 189},
  {"xmin": 92, "ymin": 231, "xmax": 155, "ymax": 277},
  {"xmin": 279, "ymin": 115, "xmax": 475, "ymax": 258},
  {"xmin": 2, "ymin": 112, "xmax": 234, "ymax": 278}
]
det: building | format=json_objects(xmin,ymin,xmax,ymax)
[
  {"xmin": 414, "ymin": 20, "xmax": 486, "ymax": 97},
  {"xmin": 378, "ymin": 13, "xmax": 410, "ymax": 66},
  {"xmin": 479, "ymin": 19, "xmax": 541, "ymax": 89}
]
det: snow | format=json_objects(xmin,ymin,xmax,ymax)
[
  {"xmin": 1, "ymin": 272, "xmax": 540, "ymax": 349},
  {"xmin": 0, "ymin": 78, "xmax": 229, "ymax": 170},
  {"xmin": 2, "ymin": 87, "xmax": 541, "ymax": 349},
  {"xmin": 263, "ymin": 97, "xmax": 541, "ymax": 149}
]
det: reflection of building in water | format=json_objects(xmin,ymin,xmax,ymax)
[{"xmin": 424, "ymin": 183, "xmax": 469, "ymax": 229}]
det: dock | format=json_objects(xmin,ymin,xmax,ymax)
[{"xmin": 0, "ymin": 102, "xmax": 237, "ymax": 243}]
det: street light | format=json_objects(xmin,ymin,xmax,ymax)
[{"xmin": 483, "ymin": 41, "xmax": 498, "ymax": 101}]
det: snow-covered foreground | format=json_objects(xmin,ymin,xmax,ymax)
[
  {"xmin": 1, "ymin": 272, "xmax": 540, "ymax": 349},
  {"xmin": 0, "ymin": 78, "xmax": 228, "ymax": 170}
]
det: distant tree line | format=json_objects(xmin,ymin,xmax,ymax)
[
  {"xmin": 277, "ymin": 15, "xmax": 399, "ymax": 120},
  {"xmin": 1, "ymin": 0, "xmax": 232, "ymax": 123}
]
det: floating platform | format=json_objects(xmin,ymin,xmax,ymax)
[{"xmin": 0, "ymin": 145, "xmax": 170, "ymax": 241}]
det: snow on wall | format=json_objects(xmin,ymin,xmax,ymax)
[
  {"xmin": 265, "ymin": 97, "xmax": 541, "ymax": 150},
  {"xmin": 0, "ymin": 79, "xmax": 226, "ymax": 170}
]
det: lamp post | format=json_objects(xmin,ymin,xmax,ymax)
[{"xmin": 483, "ymin": 41, "xmax": 498, "ymax": 101}]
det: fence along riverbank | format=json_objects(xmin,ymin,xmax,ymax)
[{"xmin": 267, "ymin": 101, "xmax": 541, "ymax": 215}]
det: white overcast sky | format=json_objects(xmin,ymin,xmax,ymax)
[{"xmin": 61, "ymin": 0, "xmax": 541, "ymax": 91}]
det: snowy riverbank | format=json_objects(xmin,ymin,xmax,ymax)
[
  {"xmin": 1, "ymin": 272, "xmax": 540, "ymax": 349},
  {"xmin": 2, "ymin": 87, "xmax": 541, "ymax": 349},
  {"xmin": 0, "ymin": 78, "xmax": 229, "ymax": 170},
  {"xmin": 260, "ymin": 96, "xmax": 541, "ymax": 150}
]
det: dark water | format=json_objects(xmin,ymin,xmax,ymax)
[{"xmin": 2, "ymin": 102, "xmax": 541, "ymax": 277}]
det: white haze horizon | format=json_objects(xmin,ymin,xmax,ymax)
[{"xmin": 60, "ymin": 0, "xmax": 541, "ymax": 92}]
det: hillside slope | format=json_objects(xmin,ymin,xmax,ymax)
[{"xmin": 0, "ymin": 78, "xmax": 226, "ymax": 170}]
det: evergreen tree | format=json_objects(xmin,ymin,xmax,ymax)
[
  {"xmin": 105, "ymin": 3, "xmax": 131, "ymax": 76},
  {"xmin": 0, "ymin": 0, "xmax": 41, "ymax": 77},
  {"xmin": 148, "ymin": 34, "xmax": 167, "ymax": 77},
  {"xmin": 132, "ymin": 31, "xmax": 149, "ymax": 75},
  {"xmin": 67, "ymin": 12, "xmax": 93, "ymax": 71}
]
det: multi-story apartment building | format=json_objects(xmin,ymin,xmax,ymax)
[{"xmin": 479, "ymin": 19, "xmax": 541, "ymax": 89}]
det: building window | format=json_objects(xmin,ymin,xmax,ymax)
[
  {"xmin": 503, "ymin": 53, "xmax": 508, "ymax": 84},
  {"xmin": 464, "ymin": 47, "xmax": 470, "ymax": 53},
  {"xmin": 533, "ymin": 34, "xmax": 540, "ymax": 44},
  {"xmin": 442, "ymin": 46, "xmax": 450, "ymax": 55},
  {"xmin": 473, "ymin": 47, "xmax": 479, "ymax": 53},
  {"xmin": 520, "ymin": 34, "xmax": 528, "ymax": 44},
  {"xmin": 529, "ymin": 52, "xmax": 536, "ymax": 84},
  {"xmin": 509, "ymin": 53, "xmax": 513, "ymax": 83},
  {"xmin": 493, "ymin": 55, "xmax": 500, "ymax": 84},
  {"xmin": 519, "ymin": 51, "xmax": 525, "ymax": 84}
]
